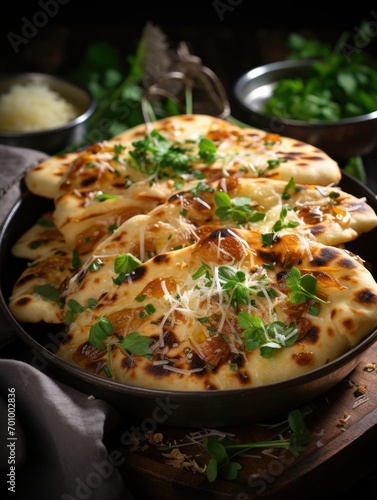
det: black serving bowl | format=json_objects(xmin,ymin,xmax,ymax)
[
  {"xmin": 0, "ymin": 72, "xmax": 96, "ymax": 155},
  {"xmin": 233, "ymin": 59, "xmax": 377, "ymax": 161},
  {"xmin": 1, "ymin": 173, "xmax": 377, "ymax": 428}
]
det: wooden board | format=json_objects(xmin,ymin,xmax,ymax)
[{"xmin": 106, "ymin": 341, "xmax": 377, "ymax": 499}]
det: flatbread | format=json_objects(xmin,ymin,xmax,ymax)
[
  {"xmin": 8, "ymin": 246, "xmax": 74, "ymax": 323},
  {"xmin": 7, "ymin": 113, "xmax": 377, "ymax": 389},
  {"xmin": 24, "ymin": 150, "xmax": 81, "ymax": 199},
  {"xmin": 57, "ymin": 227, "xmax": 377, "ymax": 389},
  {"xmin": 23, "ymin": 114, "xmax": 342, "ymax": 254},
  {"xmin": 59, "ymin": 175, "xmax": 377, "ymax": 314},
  {"xmin": 11, "ymin": 211, "xmax": 66, "ymax": 261}
]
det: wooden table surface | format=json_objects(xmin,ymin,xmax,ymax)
[{"xmin": 106, "ymin": 341, "xmax": 377, "ymax": 499}]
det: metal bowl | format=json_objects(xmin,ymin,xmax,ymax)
[
  {"xmin": 1, "ymin": 172, "xmax": 377, "ymax": 428},
  {"xmin": 0, "ymin": 72, "xmax": 96, "ymax": 155},
  {"xmin": 232, "ymin": 59, "xmax": 377, "ymax": 161}
]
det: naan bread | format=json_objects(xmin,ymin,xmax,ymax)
[
  {"xmin": 24, "ymin": 151, "xmax": 81, "ymax": 199},
  {"xmin": 59, "ymin": 175, "xmax": 377, "ymax": 314},
  {"xmin": 57, "ymin": 227, "xmax": 377, "ymax": 390},
  {"xmin": 8, "ymin": 114, "xmax": 377, "ymax": 390},
  {"xmin": 8, "ymin": 246, "xmax": 74, "ymax": 323},
  {"xmin": 23, "ymin": 114, "xmax": 341, "ymax": 254},
  {"xmin": 11, "ymin": 211, "xmax": 66, "ymax": 261},
  {"xmin": 110, "ymin": 114, "xmax": 341, "ymax": 186}
]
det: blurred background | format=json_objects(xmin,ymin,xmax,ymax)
[{"xmin": 1, "ymin": 1, "xmax": 376, "ymax": 107}]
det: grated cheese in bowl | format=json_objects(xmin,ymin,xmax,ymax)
[{"xmin": 0, "ymin": 81, "xmax": 79, "ymax": 132}]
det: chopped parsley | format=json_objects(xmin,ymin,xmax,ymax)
[
  {"xmin": 238, "ymin": 312, "xmax": 298, "ymax": 358},
  {"xmin": 214, "ymin": 191, "xmax": 265, "ymax": 225},
  {"xmin": 112, "ymin": 253, "xmax": 142, "ymax": 285},
  {"xmin": 286, "ymin": 266, "xmax": 327, "ymax": 305}
]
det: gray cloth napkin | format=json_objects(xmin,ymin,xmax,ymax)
[
  {"xmin": 0, "ymin": 145, "xmax": 135, "ymax": 500},
  {"xmin": 0, "ymin": 145, "xmax": 48, "ymax": 225}
]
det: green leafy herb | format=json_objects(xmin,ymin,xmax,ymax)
[
  {"xmin": 36, "ymin": 217, "xmax": 55, "ymax": 228},
  {"xmin": 216, "ymin": 265, "xmax": 274, "ymax": 308},
  {"xmin": 139, "ymin": 303, "xmax": 156, "ymax": 319},
  {"xmin": 198, "ymin": 137, "xmax": 219, "ymax": 163},
  {"xmin": 214, "ymin": 191, "xmax": 265, "ymax": 225},
  {"xmin": 113, "ymin": 253, "xmax": 142, "ymax": 285},
  {"xmin": 64, "ymin": 297, "xmax": 98, "ymax": 324},
  {"xmin": 203, "ymin": 405, "xmax": 314, "ymax": 482},
  {"xmin": 286, "ymin": 266, "xmax": 327, "ymax": 305},
  {"xmin": 188, "ymin": 181, "xmax": 214, "ymax": 196},
  {"xmin": 217, "ymin": 266, "xmax": 251, "ymax": 307},
  {"xmin": 33, "ymin": 284, "xmax": 63, "ymax": 308},
  {"xmin": 262, "ymin": 31, "xmax": 377, "ymax": 122},
  {"xmin": 282, "ymin": 177, "xmax": 300, "ymax": 200},
  {"xmin": 72, "ymin": 249, "xmax": 81, "ymax": 269},
  {"xmin": 96, "ymin": 193, "xmax": 119, "ymax": 202},
  {"xmin": 129, "ymin": 129, "xmax": 194, "ymax": 179},
  {"xmin": 89, "ymin": 317, "xmax": 114, "ymax": 349},
  {"xmin": 116, "ymin": 331, "xmax": 153, "ymax": 359},
  {"xmin": 238, "ymin": 311, "xmax": 298, "ymax": 358},
  {"xmin": 272, "ymin": 205, "xmax": 300, "ymax": 232},
  {"xmin": 343, "ymin": 155, "xmax": 367, "ymax": 183},
  {"xmin": 89, "ymin": 258, "xmax": 104, "ymax": 272},
  {"xmin": 68, "ymin": 26, "xmax": 180, "ymax": 144}
]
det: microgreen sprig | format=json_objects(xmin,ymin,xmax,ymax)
[
  {"xmin": 112, "ymin": 253, "xmax": 142, "ymax": 285},
  {"xmin": 64, "ymin": 297, "xmax": 98, "ymax": 324},
  {"xmin": 217, "ymin": 265, "xmax": 274, "ymax": 308},
  {"xmin": 286, "ymin": 267, "xmax": 327, "ymax": 305},
  {"xmin": 204, "ymin": 405, "xmax": 314, "ymax": 482},
  {"xmin": 88, "ymin": 317, "xmax": 153, "ymax": 359},
  {"xmin": 238, "ymin": 312, "xmax": 298, "ymax": 358},
  {"xmin": 272, "ymin": 204, "xmax": 300, "ymax": 232},
  {"xmin": 214, "ymin": 191, "xmax": 266, "ymax": 225}
]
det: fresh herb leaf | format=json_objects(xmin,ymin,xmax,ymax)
[
  {"xmin": 36, "ymin": 217, "xmax": 55, "ymax": 228},
  {"xmin": 116, "ymin": 331, "xmax": 153, "ymax": 358},
  {"xmin": 286, "ymin": 267, "xmax": 327, "ymax": 305},
  {"xmin": 72, "ymin": 249, "xmax": 81, "ymax": 269},
  {"xmin": 343, "ymin": 155, "xmax": 367, "ymax": 183},
  {"xmin": 214, "ymin": 191, "xmax": 265, "ymax": 225},
  {"xmin": 89, "ymin": 317, "xmax": 113, "ymax": 349},
  {"xmin": 89, "ymin": 258, "xmax": 104, "ymax": 272},
  {"xmin": 282, "ymin": 177, "xmax": 300, "ymax": 200},
  {"xmin": 33, "ymin": 284, "xmax": 63, "ymax": 308},
  {"xmin": 198, "ymin": 137, "xmax": 218, "ymax": 163},
  {"xmin": 203, "ymin": 405, "xmax": 314, "ymax": 482},
  {"xmin": 96, "ymin": 193, "xmax": 119, "ymax": 202},
  {"xmin": 272, "ymin": 205, "xmax": 300, "ymax": 232},
  {"xmin": 113, "ymin": 254, "xmax": 142, "ymax": 285},
  {"xmin": 238, "ymin": 311, "xmax": 298, "ymax": 357},
  {"xmin": 64, "ymin": 297, "xmax": 98, "ymax": 323}
]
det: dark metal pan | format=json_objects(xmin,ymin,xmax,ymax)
[{"xmin": 1, "ymin": 172, "xmax": 376, "ymax": 428}]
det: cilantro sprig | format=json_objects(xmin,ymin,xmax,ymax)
[
  {"xmin": 33, "ymin": 284, "xmax": 64, "ymax": 308},
  {"xmin": 272, "ymin": 204, "xmax": 300, "ymax": 232},
  {"xmin": 214, "ymin": 191, "xmax": 265, "ymax": 225},
  {"xmin": 204, "ymin": 405, "xmax": 314, "ymax": 482},
  {"xmin": 65, "ymin": 297, "xmax": 98, "ymax": 324},
  {"xmin": 217, "ymin": 265, "xmax": 275, "ymax": 308},
  {"xmin": 286, "ymin": 267, "xmax": 327, "ymax": 305},
  {"xmin": 128, "ymin": 130, "xmax": 219, "ymax": 180},
  {"xmin": 238, "ymin": 312, "xmax": 298, "ymax": 358},
  {"xmin": 87, "ymin": 316, "xmax": 153, "ymax": 379},
  {"xmin": 112, "ymin": 253, "xmax": 142, "ymax": 285}
]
